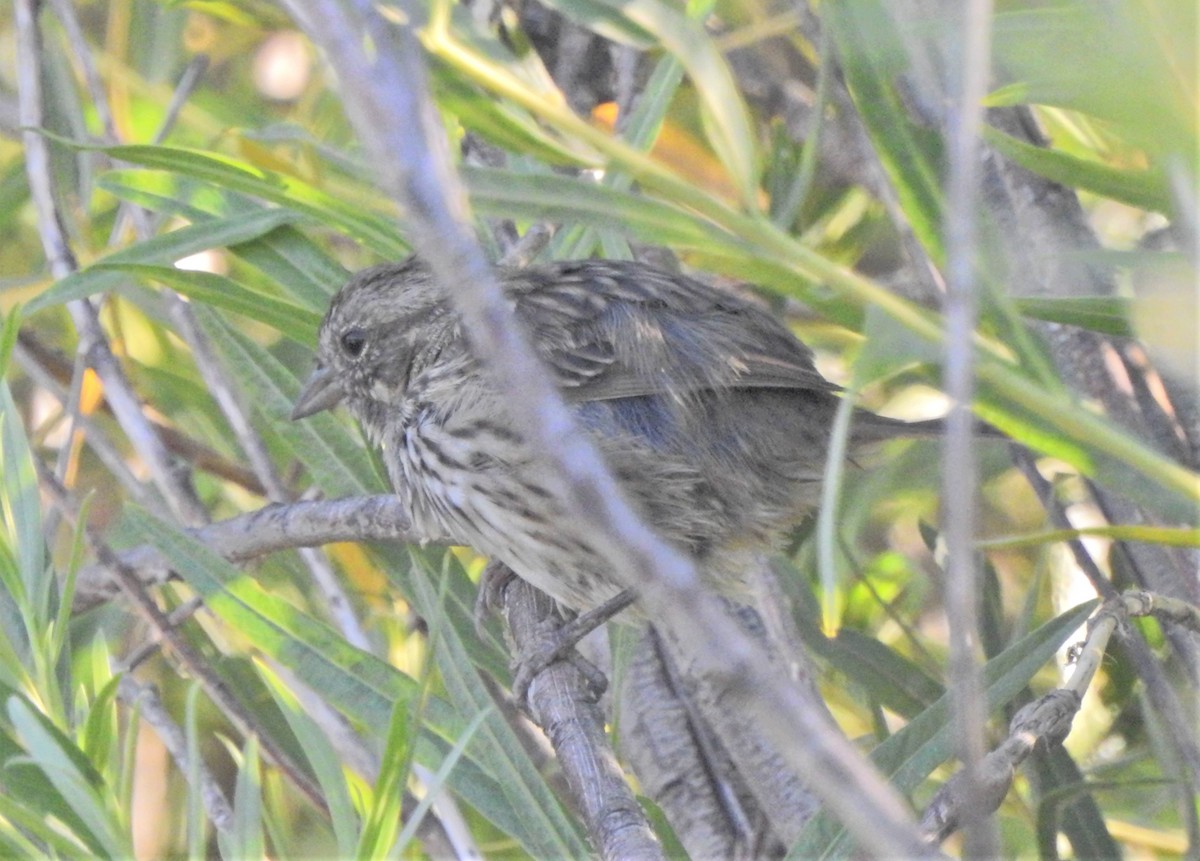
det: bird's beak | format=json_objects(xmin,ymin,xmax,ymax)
[{"xmin": 290, "ymin": 365, "xmax": 346, "ymax": 420}]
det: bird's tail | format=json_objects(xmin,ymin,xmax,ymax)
[{"xmin": 848, "ymin": 411, "xmax": 1002, "ymax": 445}]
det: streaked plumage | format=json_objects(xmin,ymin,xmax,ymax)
[{"xmin": 293, "ymin": 258, "xmax": 936, "ymax": 610}]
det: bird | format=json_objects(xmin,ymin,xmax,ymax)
[{"xmin": 292, "ymin": 257, "xmax": 948, "ymax": 614}]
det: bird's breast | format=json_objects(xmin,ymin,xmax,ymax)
[{"xmin": 387, "ymin": 407, "xmax": 616, "ymax": 609}]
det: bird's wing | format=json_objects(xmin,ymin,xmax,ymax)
[{"xmin": 504, "ymin": 260, "xmax": 839, "ymax": 403}]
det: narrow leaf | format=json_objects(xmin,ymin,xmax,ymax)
[
  {"xmin": 983, "ymin": 127, "xmax": 1170, "ymax": 214},
  {"xmin": 259, "ymin": 667, "xmax": 359, "ymax": 858},
  {"xmin": 790, "ymin": 600, "xmax": 1097, "ymax": 858},
  {"xmin": 8, "ymin": 697, "xmax": 129, "ymax": 859},
  {"xmin": 465, "ymin": 166, "xmax": 732, "ymax": 250},
  {"xmin": 402, "ymin": 550, "xmax": 589, "ymax": 858},
  {"xmin": 92, "ymin": 144, "xmax": 405, "ymax": 257},
  {"xmin": 115, "ymin": 509, "xmax": 526, "ymax": 844},
  {"xmin": 92, "ymin": 263, "xmax": 321, "ymax": 339},
  {"xmin": 538, "ymin": 0, "xmax": 759, "ymax": 201},
  {"xmin": 26, "ymin": 207, "xmax": 300, "ymax": 313},
  {"xmin": 97, "ymin": 170, "xmax": 349, "ymax": 310},
  {"xmin": 223, "ymin": 735, "xmax": 265, "ymax": 861},
  {"xmin": 1012, "ymin": 295, "xmax": 1134, "ymax": 338},
  {"xmin": 1, "ymin": 385, "xmax": 43, "ymax": 608},
  {"xmin": 197, "ymin": 310, "xmax": 381, "ymax": 498}
]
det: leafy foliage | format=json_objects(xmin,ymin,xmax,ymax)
[{"xmin": 0, "ymin": 0, "xmax": 1194, "ymax": 857}]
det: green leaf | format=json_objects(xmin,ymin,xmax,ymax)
[
  {"xmin": 973, "ymin": 373, "xmax": 1199, "ymax": 524},
  {"xmin": 0, "ymin": 384, "xmax": 43, "ymax": 612},
  {"xmin": 790, "ymin": 599, "xmax": 1098, "ymax": 858},
  {"xmin": 95, "ymin": 169, "xmax": 242, "ymax": 220},
  {"xmin": 87, "ymin": 144, "xmax": 406, "ymax": 258},
  {"xmin": 0, "ymin": 720, "xmax": 106, "ymax": 857},
  {"xmin": 117, "ymin": 509, "xmax": 423, "ymax": 730},
  {"xmin": 0, "ymin": 789, "xmax": 99, "ymax": 857},
  {"xmin": 92, "ymin": 263, "xmax": 321, "ymax": 340},
  {"xmin": 392, "ymin": 708, "xmax": 490, "ymax": 857},
  {"xmin": 990, "ymin": 2, "xmax": 1196, "ymax": 158},
  {"xmin": 0, "ymin": 307, "xmax": 20, "ymax": 382},
  {"xmin": 184, "ymin": 684, "xmax": 207, "ymax": 859},
  {"xmin": 826, "ymin": 0, "xmax": 946, "ymax": 261},
  {"xmin": 7, "ymin": 697, "xmax": 130, "ymax": 859},
  {"xmin": 403, "ymin": 550, "xmax": 589, "ymax": 858},
  {"xmin": 853, "ymin": 304, "xmax": 943, "ymax": 386},
  {"xmin": 983, "ymin": 127, "xmax": 1170, "ymax": 214},
  {"xmin": 822, "ymin": 629, "xmax": 945, "ymax": 718},
  {"xmin": 550, "ymin": 0, "xmax": 706, "ymax": 258},
  {"xmin": 27, "ymin": 207, "xmax": 302, "ymax": 314},
  {"xmin": 225, "ymin": 735, "xmax": 266, "ymax": 861},
  {"xmin": 1031, "ymin": 749, "xmax": 1121, "ymax": 860},
  {"xmin": 50, "ymin": 499, "xmax": 93, "ymax": 672},
  {"xmin": 1011, "ymin": 295, "xmax": 1134, "ymax": 338},
  {"xmin": 260, "ymin": 668, "xmax": 359, "ymax": 858},
  {"xmin": 434, "ymin": 71, "xmax": 587, "ymax": 166},
  {"xmin": 465, "ymin": 166, "xmax": 733, "ymax": 251},
  {"xmin": 78, "ymin": 673, "xmax": 121, "ymax": 786},
  {"xmin": 114, "ymin": 508, "xmax": 543, "ymax": 852},
  {"xmin": 97, "ymin": 170, "xmax": 349, "ymax": 311},
  {"xmin": 227, "ymin": 223, "xmax": 349, "ymax": 310},
  {"xmin": 827, "ymin": 2, "xmax": 1078, "ymax": 397},
  {"xmin": 196, "ymin": 310, "xmax": 382, "ymax": 498},
  {"xmin": 355, "ymin": 700, "xmax": 411, "ymax": 860},
  {"xmin": 0, "ymin": 162, "xmax": 31, "ymax": 237},
  {"xmin": 509, "ymin": 0, "xmax": 655, "ymax": 46}
]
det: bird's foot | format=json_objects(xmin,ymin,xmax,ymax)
[
  {"xmin": 474, "ymin": 561, "xmax": 638, "ymax": 707},
  {"xmin": 510, "ymin": 589, "xmax": 637, "ymax": 706},
  {"xmin": 474, "ymin": 560, "xmax": 516, "ymax": 638}
]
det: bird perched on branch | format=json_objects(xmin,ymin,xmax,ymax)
[{"xmin": 292, "ymin": 257, "xmax": 947, "ymax": 613}]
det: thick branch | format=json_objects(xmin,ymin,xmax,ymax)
[
  {"xmin": 498, "ymin": 570, "xmax": 664, "ymax": 861},
  {"xmin": 74, "ymin": 495, "xmax": 420, "ymax": 611}
]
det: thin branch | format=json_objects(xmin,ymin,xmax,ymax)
[
  {"xmin": 56, "ymin": 0, "xmax": 371, "ymax": 651},
  {"xmin": 14, "ymin": 340, "xmax": 160, "ymax": 509},
  {"xmin": 17, "ymin": 330, "xmax": 268, "ymax": 495},
  {"xmin": 15, "ymin": 0, "xmax": 208, "ymax": 527},
  {"xmin": 920, "ymin": 591, "xmax": 1196, "ymax": 844},
  {"xmin": 117, "ymin": 676, "xmax": 234, "ymax": 836},
  {"xmin": 107, "ymin": 53, "xmax": 210, "ymax": 245},
  {"xmin": 941, "ymin": 1, "xmax": 997, "ymax": 856},
  {"xmin": 17, "ymin": 0, "xmax": 92, "ymax": 544},
  {"xmin": 122, "ymin": 598, "xmax": 205, "ymax": 671},
  {"xmin": 39, "ymin": 465, "xmax": 329, "ymax": 814},
  {"xmin": 1015, "ymin": 449, "xmax": 1200, "ymax": 832},
  {"xmin": 172, "ymin": 302, "xmax": 372, "ymax": 650}
]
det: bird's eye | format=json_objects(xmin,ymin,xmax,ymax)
[{"xmin": 340, "ymin": 327, "xmax": 367, "ymax": 358}]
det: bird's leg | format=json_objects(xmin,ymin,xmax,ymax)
[
  {"xmin": 478, "ymin": 561, "xmax": 637, "ymax": 705},
  {"xmin": 510, "ymin": 587, "xmax": 637, "ymax": 706},
  {"xmin": 474, "ymin": 559, "xmax": 517, "ymax": 637},
  {"xmin": 647, "ymin": 627, "xmax": 765, "ymax": 857}
]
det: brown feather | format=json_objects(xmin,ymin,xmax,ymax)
[{"xmin": 504, "ymin": 260, "xmax": 839, "ymax": 403}]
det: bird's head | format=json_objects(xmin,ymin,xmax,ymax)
[{"xmin": 291, "ymin": 258, "xmax": 449, "ymax": 437}]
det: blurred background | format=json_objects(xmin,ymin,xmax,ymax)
[{"xmin": 0, "ymin": 0, "xmax": 1195, "ymax": 857}]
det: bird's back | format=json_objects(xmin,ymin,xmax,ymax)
[{"xmin": 383, "ymin": 258, "xmax": 930, "ymax": 609}]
